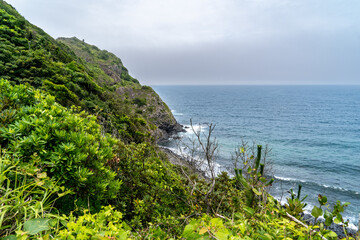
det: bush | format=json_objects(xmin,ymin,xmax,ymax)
[
  {"xmin": 110, "ymin": 142, "xmax": 189, "ymax": 227},
  {"xmin": 132, "ymin": 97, "xmax": 146, "ymax": 107},
  {"xmin": 55, "ymin": 206, "xmax": 130, "ymax": 240},
  {"xmin": 0, "ymin": 79, "xmax": 121, "ymax": 211}
]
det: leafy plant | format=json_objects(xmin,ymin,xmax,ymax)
[
  {"xmin": 0, "ymin": 79, "xmax": 121, "ymax": 211},
  {"xmin": 56, "ymin": 206, "xmax": 130, "ymax": 240},
  {"xmin": 311, "ymin": 194, "xmax": 352, "ymax": 239},
  {"xmin": 234, "ymin": 145, "xmax": 274, "ymax": 208},
  {"xmin": 285, "ymin": 185, "xmax": 308, "ymax": 216},
  {"xmin": 0, "ymin": 149, "xmax": 65, "ymax": 238}
]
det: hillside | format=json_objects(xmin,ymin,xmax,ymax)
[
  {"xmin": 0, "ymin": 0, "xmax": 181, "ymax": 143},
  {"xmin": 0, "ymin": 1, "xmax": 355, "ymax": 239},
  {"xmin": 57, "ymin": 37, "xmax": 183, "ymax": 140}
]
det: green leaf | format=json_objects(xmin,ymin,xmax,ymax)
[
  {"xmin": 210, "ymin": 218, "xmax": 223, "ymax": 227},
  {"xmin": 118, "ymin": 230, "xmax": 128, "ymax": 240},
  {"xmin": 318, "ymin": 195, "xmax": 327, "ymax": 206},
  {"xmin": 23, "ymin": 218, "xmax": 50, "ymax": 235},
  {"xmin": 182, "ymin": 220, "xmax": 198, "ymax": 237},
  {"xmin": 214, "ymin": 228, "xmax": 229, "ymax": 240},
  {"xmin": 2, "ymin": 235, "xmax": 17, "ymax": 240},
  {"xmin": 333, "ymin": 217, "xmax": 341, "ymax": 224},
  {"xmin": 37, "ymin": 172, "xmax": 47, "ymax": 179},
  {"xmin": 259, "ymin": 177, "xmax": 267, "ymax": 183},
  {"xmin": 259, "ymin": 233, "xmax": 272, "ymax": 240},
  {"xmin": 199, "ymin": 228, "xmax": 207, "ymax": 235},
  {"xmin": 239, "ymin": 222, "xmax": 246, "ymax": 234},
  {"xmin": 252, "ymin": 188, "xmax": 262, "ymax": 196},
  {"xmin": 311, "ymin": 206, "xmax": 323, "ymax": 218},
  {"xmin": 325, "ymin": 231, "xmax": 338, "ymax": 239},
  {"xmin": 334, "ymin": 213, "xmax": 343, "ymax": 224},
  {"xmin": 243, "ymin": 206, "xmax": 255, "ymax": 216},
  {"xmin": 324, "ymin": 210, "xmax": 333, "ymax": 226}
]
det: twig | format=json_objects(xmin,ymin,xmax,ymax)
[
  {"xmin": 286, "ymin": 212, "xmax": 327, "ymax": 240},
  {"xmin": 215, "ymin": 213, "xmax": 231, "ymax": 222}
]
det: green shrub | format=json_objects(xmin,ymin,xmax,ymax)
[
  {"xmin": 43, "ymin": 80, "xmax": 79, "ymax": 106},
  {"xmin": 110, "ymin": 142, "xmax": 189, "ymax": 227},
  {"xmin": 55, "ymin": 206, "xmax": 130, "ymax": 240},
  {"xmin": 132, "ymin": 97, "xmax": 146, "ymax": 107},
  {"xmin": 0, "ymin": 79, "xmax": 121, "ymax": 211}
]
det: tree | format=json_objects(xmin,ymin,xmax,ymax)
[{"xmin": 178, "ymin": 120, "xmax": 219, "ymax": 214}]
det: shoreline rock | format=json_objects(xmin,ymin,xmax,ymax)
[
  {"xmin": 301, "ymin": 212, "xmax": 358, "ymax": 239},
  {"xmin": 159, "ymin": 144, "xmax": 359, "ymax": 238},
  {"xmin": 158, "ymin": 146, "xmax": 208, "ymax": 180}
]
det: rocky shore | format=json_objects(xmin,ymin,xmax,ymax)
[
  {"xmin": 159, "ymin": 146, "xmax": 208, "ymax": 179},
  {"xmin": 301, "ymin": 213, "xmax": 358, "ymax": 239},
  {"xmin": 160, "ymin": 144, "xmax": 359, "ymax": 239}
]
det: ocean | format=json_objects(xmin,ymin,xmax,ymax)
[{"xmin": 153, "ymin": 85, "xmax": 360, "ymax": 226}]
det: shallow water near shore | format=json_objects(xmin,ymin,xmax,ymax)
[{"xmin": 153, "ymin": 85, "xmax": 360, "ymax": 226}]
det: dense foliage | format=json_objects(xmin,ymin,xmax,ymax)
[
  {"xmin": 0, "ymin": 81, "xmax": 121, "ymax": 211},
  {"xmin": 0, "ymin": 1, "xmax": 357, "ymax": 239},
  {"xmin": 0, "ymin": 0, "xmax": 178, "ymax": 143}
]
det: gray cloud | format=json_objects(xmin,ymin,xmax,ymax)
[{"xmin": 8, "ymin": 0, "xmax": 360, "ymax": 85}]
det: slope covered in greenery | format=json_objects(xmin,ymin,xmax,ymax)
[
  {"xmin": 0, "ymin": 1, "xmax": 355, "ymax": 239},
  {"xmin": 57, "ymin": 37, "xmax": 182, "ymax": 140},
  {"xmin": 0, "ymin": 0, "xmax": 180, "ymax": 143}
]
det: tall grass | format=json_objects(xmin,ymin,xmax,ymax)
[{"xmin": 0, "ymin": 149, "xmax": 60, "ymax": 237}]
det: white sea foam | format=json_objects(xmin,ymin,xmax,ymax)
[
  {"xmin": 163, "ymin": 146, "xmax": 223, "ymax": 177},
  {"xmin": 171, "ymin": 110, "xmax": 183, "ymax": 116},
  {"xmin": 184, "ymin": 124, "xmax": 208, "ymax": 134},
  {"xmin": 274, "ymin": 175, "xmax": 306, "ymax": 183},
  {"xmin": 274, "ymin": 175, "xmax": 360, "ymax": 196}
]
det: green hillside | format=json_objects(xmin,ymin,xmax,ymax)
[
  {"xmin": 0, "ymin": 1, "xmax": 354, "ymax": 239},
  {"xmin": 57, "ymin": 37, "xmax": 182, "ymax": 140},
  {"xmin": 0, "ymin": 0, "xmax": 180, "ymax": 143}
]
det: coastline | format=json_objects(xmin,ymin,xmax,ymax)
[
  {"xmin": 159, "ymin": 146, "xmax": 209, "ymax": 180},
  {"xmin": 159, "ymin": 143, "xmax": 359, "ymax": 238}
]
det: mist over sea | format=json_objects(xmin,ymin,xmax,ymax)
[{"xmin": 153, "ymin": 85, "xmax": 360, "ymax": 225}]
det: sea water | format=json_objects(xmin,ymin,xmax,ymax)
[{"xmin": 153, "ymin": 85, "xmax": 360, "ymax": 226}]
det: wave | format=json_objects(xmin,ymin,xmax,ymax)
[
  {"xmin": 171, "ymin": 110, "xmax": 184, "ymax": 116},
  {"xmin": 275, "ymin": 159, "xmax": 360, "ymax": 178},
  {"xmin": 183, "ymin": 124, "xmax": 208, "ymax": 134},
  {"xmin": 162, "ymin": 146, "xmax": 224, "ymax": 177},
  {"xmin": 273, "ymin": 175, "xmax": 360, "ymax": 196}
]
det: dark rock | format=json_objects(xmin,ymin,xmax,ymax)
[{"xmin": 300, "ymin": 213, "xmax": 358, "ymax": 238}]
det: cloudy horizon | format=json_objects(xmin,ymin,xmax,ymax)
[{"xmin": 8, "ymin": 0, "xmax": 360, "ymax": 85}]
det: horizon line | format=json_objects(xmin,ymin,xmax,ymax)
[{"xmin": 150, "ymin": 83, "xmax": 360, "ymax": 87}]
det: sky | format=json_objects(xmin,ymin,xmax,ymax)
[{"xmin": 7, "ymin": 0, "xmax": 360, "ymax": 85}]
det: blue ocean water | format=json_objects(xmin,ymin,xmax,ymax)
[{"xmin": 153, "ymin": 85, "xmax": 360, "ymax": 225}]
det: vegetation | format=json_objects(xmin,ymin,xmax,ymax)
[
  {"xmin": 0, "ymin": 1, "xmax": 357, "ymax": 239},
  {"xmin": 0, "ymin": 0, "xmax": 178, "ymax": 143}
]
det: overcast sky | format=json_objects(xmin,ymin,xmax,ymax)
[{"xmin": 8, "ymin": 0, "xmax": 360, "ymax": 85}]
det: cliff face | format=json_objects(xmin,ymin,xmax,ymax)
[
  {"xmin": 57, "ymin": 37, "xmax": 182, "ymax": 140},
  {"xmin": 115, "ymin": 85, "xmax": 183, "ymax": 139},
  {"xmin": 0, "ymin": 0, "xmax": 181, "ymax": 142}
]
